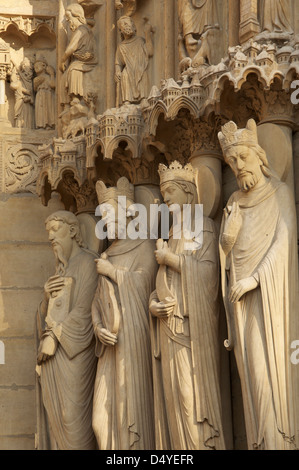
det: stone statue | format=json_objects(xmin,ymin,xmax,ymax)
[
  {"xmin": 260, "ymin": 0, "xmax": 293, "ymax": 34},
  {"xmin": 33, "ymin": 55, "xmax": 55, "ymax": 130},
  {"xmin": 60, "ymin": 3, "xmax": 97, "ymax": 106},
  {"xmin": 10, "ymin": 58, "xmax": 34, "ymax": 128},
  {"xmin": 115, "ymin": 16, "xmax": 154, "ymax": 107},
  {"xmin": 59, "ymin": 96, "xmax": 89, "ymax": 139},
  {"xmin": 178, "ymin": 0, "xmax": 219, "ymax": 66},
  {"xmin": 149, "ymin": 161, "xmax": 225, "ymax": 450},
  {"xmin": 92, "ymin": 177, "xmax": 157, "ymax": 450},
  {"xmin": 218, "ymin": 119, "xmax": 298, "ymax": 450},
  {"xmin": 36, "ymin": 211, "xmax": 98, "ymax": 450}
]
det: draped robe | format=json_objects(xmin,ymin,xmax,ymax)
[
  {"xmin": 261, "ymin": 0, "xmax": 293, "ymax": 33},
  {"xmin": 61, "ymin": 24, "xmax": 97, "ymax": 104},
  {"xmin": 34, "ymin": 72, "xmax": 55, "ymax": 129},
  {"xmin": 91, "ymin": 238, "xmax": 157, "ymax": 450},
  {"xmin": 220, "ymin": 177, "xmax": 298, "ymax": 450},
  {"xmin": 115, "ymin": 36, "xmax": 149, "ymax": 106},
  {"xmin": 178, "ymin": 0, "xmax": 219, "ymax": 38},
  {"xmin": 151, "ymin": 217, "xmax": 225, "ymax": 450},
  {"xmin": 36, "ymin": 250, "xmax": 98, "ymax": 450}
]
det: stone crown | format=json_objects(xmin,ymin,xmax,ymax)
[
  {"xmin": 158, "ymin": 161, "xmax": 197, "ymax": 185},
  {"xmin": 218, "ymin": 119, "xmax": 258, "ymax": 153},
  {"xmin": 96, "ymin": 176, "xmax": 134, "ymax": 205}
]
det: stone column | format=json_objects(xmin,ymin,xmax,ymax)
[
  {"xmin": 57, "ymin": 0, "xmax": 68, "ymax": 137},
  {"xmin": 164, "ymin": 0, "xmax": 176, "ymax": 79},
  {"xmin": 0, "ymin": 42, "xmax": 10, "ymax": 127},
  {"xmin": 239, "ymin": 0, "xmax": 260, "ymax": 44},
  {"xmin": 293, "ymin": 131, "xmax": 299, "ymax": 241},
  {"xmin": 257, "ymin": 120, "xmax": 295, "ymax": 194},
  {"xmin": 189, "ymin": 149, "xmax": 222, "ymax": 225},
  {"xmin": 106, "ymin": 0, "xmax": 117, "ymax": 109},
  {"xmin": 189, "ymin": 146, "xmax": 234, "ymax": 450},
  {"xmin": 0, "ymin": 65, "xmax": 6, "ymax": 121},
  {"xmin": 229, "ymin": 0, "xmax": 241, "ymax": 47}
]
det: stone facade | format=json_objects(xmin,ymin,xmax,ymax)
[{"xmin": 0, "ymin": 0, "xmax": 299, "ymax": 451}]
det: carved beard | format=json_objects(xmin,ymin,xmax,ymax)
[
  {"xmin": 237, "ymin": 172, "xmax": 259, "ymax": 192},
  {"xmin": 52, "ymin": 242, "xmax": 68, "ymax": 276},
  {"xmin": 122, "ymin": 25, "xmax": 134, "ymax": 37}
]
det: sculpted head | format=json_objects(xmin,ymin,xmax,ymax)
[
  {"xmin": 65, "ymin": 4, "xmax": 86, "ymax": 31},
  {"xmin": 34, "ymin": 56, "xmax": 47, "ymax": 75},
  {"xmin": 20, "ymin": 58, "xmax": 33, "ymax": 78},
  {"xmin": 218, "ymin": 119, "xmax": 270, "ymax": 192},
  {"xmin": 158, "ymin": 161, "xmax": 198, "ymax": 210},
  {"xmin": 117, "ymin": 16, "xmax": 137, "ymax": 39},
  {"xmin": 45, "ymin": 211, "xmax": 86, "ymax": 275},
  {"xmin": 96, "ymin": 177, "xmax": 135, "ymax": 240}
]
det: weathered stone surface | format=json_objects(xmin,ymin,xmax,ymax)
[
  {"xmin": 0, "ymin": 338, "xmax": 36, "ymax": 386},
  {"xmin": 0, "ymin": 388, "xmax": 35, "ymax": 436},
  {"xmin": 0, "ymin": 244, "xmax": 55, "ymax": 288},
  {"xmin": 0, "ymin": 289, "xmax": 43, "ymax": 336},
  {"xmin": 0, "ymin": 435, "xmax": 34, "ymax": 451}
]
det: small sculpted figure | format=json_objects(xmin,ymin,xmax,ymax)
[
  {"xmin": 178, "ymin": 0, "xmax": 219, "ymax": 66},
  {"xmin": 10, "ymin": 58, "xmax": 34, "ymax": 128},
  {"xmin": 60, "ymin": 3, "xmax": 97, "ymax": 106},
  {"xmin": 34, "ymin": 56, "xmax": 55, "ymax": 129},
  {"xmin": 115, "ymin": 16, "xmax": 154, "ymax": 107}
]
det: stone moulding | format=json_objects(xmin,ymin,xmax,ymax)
[
  {"xmin": 0, "ymin": 15, "xmax": 56, "ymax": 41},
  {"xmin": 145, "ymin": 40, "xmax": 299, "ymax": 136}
]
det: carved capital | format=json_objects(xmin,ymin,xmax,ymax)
[
  {"xmin": 0, "ymin": 64, "xmax": 7, "ymax": 80},
  {"xmin": 62, "ymin": 172, "xmax": 98, "ymax": 213}
]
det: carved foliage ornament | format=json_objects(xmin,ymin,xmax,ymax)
[{"xmin": 5, "ymin": 144, "xmax": 39, "ymax": 194}]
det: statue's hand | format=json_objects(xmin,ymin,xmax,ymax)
[
  {"xmin": 97, "ymin": 327, "xmax": 118, "ymax": 347},
  {"xmin": 114, "ymin": 71, "xmax": 122, "ymax": 83},
  {"xmin": 60, "ymin": 61, "xmax": 66, "ymax": 73},
  {"xmin": 144, "ymin": 18, "xmax": 155, "ymax": 36},
  {"xmin": 154, "ymin": 239, "xmax": 170, "ymax": 265},
  {"xmin": 44, "ymin": 275, "xmax": 65, "ymax": 300},
  {"xmin": 149, "ymin": 298, "xmax": 176, "ymax": 319},
  {"xmin": 224, "ymin": 202, "xmax": 242, "ymax": 239},
  {"xmin": 229, "ymin": 276, "xmax": 259, "ymax": 303},
  {"xmin": 46, "ymin": 65, "xmax": 55, "ymax": 76},
  {"xmin": 37, "ymin": 334, "xmax": 58, "ymax": 364},
  {"xmin": 95, "ymin": 255, "xmax": 116, "ymax": 281},
  {"xmin": 221, "ymin": 202, "xmax": 242, "ymax": 255}
]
